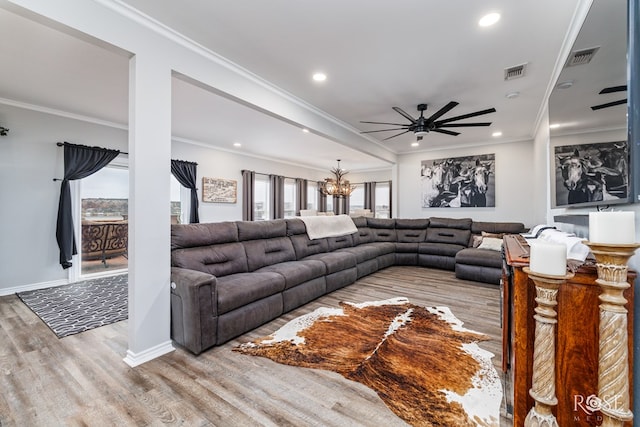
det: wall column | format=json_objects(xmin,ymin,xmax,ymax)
[{"xmin": 124, "ymin": 53, "xmax": 174, "ymax": 366}]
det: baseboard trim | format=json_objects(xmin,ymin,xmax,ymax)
[
  {"xmin": 1, "ymin": 278, "xmax": 69, "ymax": 296},
  {"xmin": 123, "ymin": 341, "xmax": 175, "ymax": 367}
]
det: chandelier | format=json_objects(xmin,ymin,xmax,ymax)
[{"xmin": 320, "ymin": 160, "xmax": 356, "ymax": 197}]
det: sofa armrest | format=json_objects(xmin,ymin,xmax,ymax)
[{"xmin": 170, "ymin": 267, "xmax": 218, "ymax": 354}]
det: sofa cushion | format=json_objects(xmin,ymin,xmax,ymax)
[
  {"xmin": 243, "ymin": 237, "xmax": 296, "ymax": 271},
  {"xmin": 426, "ymin": 227, "xmax": 471, "ymax": 246},
  {"xmin": 396, "ymin": 242, "xmax": 419, "ymax": 253},
  {"xmin": 367, "ymin": 218, "xmax": 396, "ymax": 229},
  {"xmin": 257, "ymin": 259, "xmax": 326, "ymax": 289},
  {"xmin": 395, "ymin": 218, "xmax": 430, "ymax": 229},
  {"xmin": 290, "ymin": 234, "xmax": 330, "ymax": 259},
  {"xmin": 303, "ymin": 251, "xmax": 357, "ymax": 274},
  {"xmin": 237, "ymin": 220, "xmax": 287, "ymax": 241},
  {"xmin": 285, "ymin": 218, "xmax": 307, "ymax": 236},
  {"xmin": 418, "ymin": 242, "xmax": 466, "ymax": 257},
  {"xmin": 171, "ymin": 222, "xmax": 238, "ymax": 250},
  {"xmin": 171, "ymin": 242, "xmax": 248, "ymax": 277},
  {"xmin": 397, "ymin": 229, "xmax": 427, "ymax": 243},
  {"xmin": 327, "ymin": 234, "xmax": 354, "ymax": 251},
  {"xmin": 372, "ymin": 228, "xmax": 397, "ymax": 242},
  {"xmin": 216, "ymin": 272, "xmax": 285, "ymax": 315},
  {"xmin": 428, "ymin": 217, "xmax": 472, "ymax": 230},
  {"xmin": 352, "ymin": 227, "xmax": 375, "ymax": 245},
  {"xmin": 337, "ymin": 244, "xmax": 379, "ymax": 263},
  {"xmin": 350, "ymin": 216, "xmax": 368, "ymax": 228},
  {"xmin": 455, "ymin": 247, "xmax": 503, "ymax": 268},
  {"xmin": 471, "ymin": 221, "xmax": 525, "ymax": 235}
]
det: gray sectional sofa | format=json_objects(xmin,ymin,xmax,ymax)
[{"xmin": 170, "ymin": 216, "xmax": 525, "ymax": 354}]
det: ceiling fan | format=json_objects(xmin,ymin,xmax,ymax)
[
  {"xmin": 360, "ymin": 102, "xmax": 496, "ymax": 141},
  {"xmin": 591, "ymin": 85, "xmax": 627, "ymax": 110}
]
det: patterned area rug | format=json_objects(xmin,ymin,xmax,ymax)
[
  {"xmin": 17, "ymin": 274, "xmax": 127, "ymax": 338},
  {"xmin": 235, "ymin": 297, "xmax": 502, "ymax": 427}
]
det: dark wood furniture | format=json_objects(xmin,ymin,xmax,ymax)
[
  {"xmin": 502, "ymin": 234, "xmax": 635, "ymax": 426},
  {"xmin": 81, "ymin": 220, "xmax": 128, "ymax": 266}
]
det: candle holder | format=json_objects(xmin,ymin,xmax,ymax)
[
  {"xmin": 522, "ymin": 267, "xmax": 574, "ymax": 427},
  {"xmin": 584, "ymin": 241, "xmax": 639, "ymax": 427}
]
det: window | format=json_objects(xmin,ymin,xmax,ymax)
[
  {"xmin": 375, "ymin": 181, "xmax": 391, "ymax": 218},
  {"xmin": 170, "ymin": 175, "xmax": 183, "ymax": 224},
  {"xmin": 80, "ymin": 165, "xmax": 128, "ymax": 275},
  {"xmin": 325, "ymin": 195, "xmax": 333, "ymax": 214},
  {"xmin": 349, "ymin": 186, "xmax": 364, "ymax": 214},
  {"xmin": 254, "ymin": 174, "xmax": 270, "ymax": 220},
  {"xmin": 306, "ymin": 181, "xmax": 317, "ymax": 210},
  {"xmin": 284, "ymin": 178, "xmax": 297, "ymax": 218}
]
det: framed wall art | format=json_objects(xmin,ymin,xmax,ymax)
[
  {"xmin": 420, "ymin": 153, "xmax": 495, "ymax": 208},
  {"xmin": 552, "ymin": 140, "xmax": 629, "ymax": 208},
  {"xmin": 202, "ymin": 177, "xmax": 237, "ymax": 203}
]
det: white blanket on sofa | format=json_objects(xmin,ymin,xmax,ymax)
[{"xmin": 299, "ymin": 214, "xmax": 358, "ymax": 240}]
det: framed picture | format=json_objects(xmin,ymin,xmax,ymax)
[
  {"xmin": 420, "ymin": 153, "xmax": 495, "ymax": 208},
  {"xmin": 552, "ymin": 140, "xmax": 629, "ymax": 208},
  {"xmin": 202, "ymin": 177, "xmax": 237, "ymax": 203}
]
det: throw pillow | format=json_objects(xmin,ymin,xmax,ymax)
[
  {"xmin": 472, "ymin": 235, "xmax": 484, "ymax": 248},
  {"xmin": 481, "ymin": 231, "xmax": 505, "ymax": 239},
  {"xmin": 478, "ymin": 237, "xmax": 503, "ymax": 251}
]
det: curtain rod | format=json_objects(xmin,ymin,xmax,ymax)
[
  {"xmin": 56, "ymin": 141, "xmax": 129, "ymax": 155},
  {"xmin": 53, "ymin": 142, "xmax": 128, "ymax": 181}
]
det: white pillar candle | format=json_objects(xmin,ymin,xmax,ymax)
[
  {"xmin": 529, "ymin": 241, "xmax": 567, "ymax": 276},
  {"xmin": 589, "ymin": 212, "xmax": 636, "ymax": 244}
]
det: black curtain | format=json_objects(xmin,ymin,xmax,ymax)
[
  {"xmin": 171, "ymin": 159, "xmax": 199, "ymax": 223},
  {"xmin": 318, "ymin": 182, "xmax": 327, "ymax": 212},
  {"xmin": 296, "ymin": 178, "xmax": 307, "ymax": 216},
  {"xmin": 242, "ymin": 170, "xmax": 255, "ymax": 221},
  {"xmin": 269, "ymin": 174, "xmax": 285, "ymax": 219},
  {"xmin": 56, "ymin": 142, "xmax": 120, "ymax": 269},
  {"xmin": 364, "ymin": 182, "xmax": 376, "ymax": 211}
]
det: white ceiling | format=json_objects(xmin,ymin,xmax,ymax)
[{"xmin": 0, "ymin": 0, "xmax": 627, "ymax": 172}]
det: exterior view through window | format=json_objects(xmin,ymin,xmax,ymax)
[{"xmin": 80, "ymin": 166, "xmax": 128, "ymax": 275}]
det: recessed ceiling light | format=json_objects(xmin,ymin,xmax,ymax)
[
  {"xmin": 556, "ymin": 81, "xmax": 574, "ymax": 89},
  {"xmin": 479, "ymin": 12, "xmax": 500, "ymax": 27},
  {"xmin": 505, "ymin": 91, "xmax": 520, "ymax": 99},
  {"xmin": 312, "ymin": 72, "xmax": 327, "ymax": 82},
  {"xmin": 549, "ymin": 123, "xmax": 561, "ymax": 129},
  {"xmin": 492, "ymin": 131, "xmax": 503, "ymax": 137},
  {"xmin": 233, "ymin": 142, "xmax": 242, "ymax": 147},
  {"xmin": 411, "ymin": 142, "xmax": 420, "ymax": 147},
  {"xmin": 302, "ymin": 128, "xmax": 310, "ymax": 133}
]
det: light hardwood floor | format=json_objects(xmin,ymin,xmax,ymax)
[{"xmin": 0, "ymin": 266, "xmax": 512, "ymax": 426}]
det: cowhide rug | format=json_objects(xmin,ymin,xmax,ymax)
[{"xmin": 234, "ymin": 297, "xmax": 502, "ymax": 426}]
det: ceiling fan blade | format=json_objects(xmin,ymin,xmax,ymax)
[
  {"xmin": 392, "ymin": 107, "xmax": 417, "ymax": 123},
  {"xmin": 432, "ymin": 128, "xmax": 460, "ymax": 136},
  {"xmin": 434, "ymin": 107, "xmax": 497, "ymax": 125},
  {"xmin": 599, "ymin": 85, "xmax": 627, "ymax": 94},
  {"xmin": 591, "ymin": 99, "xmax": 627, "ymax": 110},
  {"xmin": 426, "ymin": 101, "xmax": 459, "ymax": 122},
  {"xmin": 360, "ymin": 120, "xmax": 411, "ymax": 126},
  {"xmin": 360, "ymin": 127, "xmax": 409, "ymax": 134},
  {"xmin": 439, "ymin": 122, "xmax": 492, "ymax": 127},
  {"xmin": 382, "ymin": 130, "xmax": 411, "ymax": 140}
]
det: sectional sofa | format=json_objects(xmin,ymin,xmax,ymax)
[{"xmin": 170, "ymin": 216, "xmax": 525, "ymax": 354}]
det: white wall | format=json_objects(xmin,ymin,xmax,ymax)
[
  {"xmin": 0, "ymin": 104, "xmax": 127, "ymax": 292},
  {"xmin": 171, "ymin": 141, "xmax": 330, "ymax": 223},
  {"xmin": 395, "ymin": 140, "xmax": 537, "ymax": 226}
]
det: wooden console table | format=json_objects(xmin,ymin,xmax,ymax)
[{"xmin": 502, "ymin": 234, "xmax": 635, "ymax": 426}]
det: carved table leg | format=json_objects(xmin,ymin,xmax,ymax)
[
  {"xmin": 523, "ymin": 268, "xmax": 574, "ymax": 427},
  {"xmin": 585, "ymin": 242, "xmax": 639, "ymax": 427}
]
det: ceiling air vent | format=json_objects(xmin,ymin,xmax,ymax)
[
  {"xmin": 566, "ymin": 46, "xmax": 600, "ymax": 67},
  {"xmin": 504, "ymin": 63, "xmax": 528, "ymax": 81}
]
